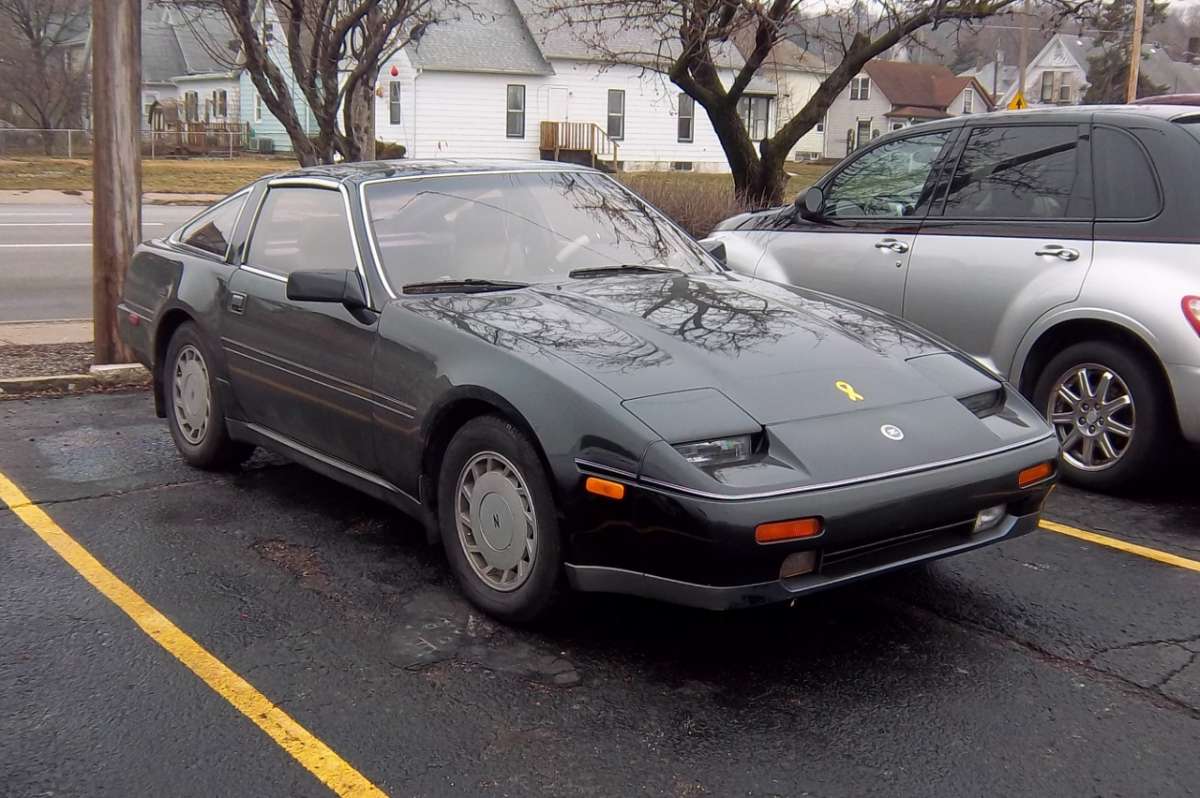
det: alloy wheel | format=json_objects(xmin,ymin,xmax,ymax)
[
  {"xmin": 1046, "ymin": 363, "xmax": 1135, "ymax": 472},
  {"xmin": 455, "ymin": 451, "xmax": 538, "ymax": 591},
  {"xmin": 172, "ymin": 344, "xmax": 211, "ymax": 445}
]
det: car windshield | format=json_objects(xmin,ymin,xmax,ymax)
[{"xmin": 363, "ymin": 170, "xmax": 714, "ymax": 287}]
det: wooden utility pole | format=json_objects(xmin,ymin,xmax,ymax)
[
  {"xmin": 1017, "ymin": 0, "xmax": 1031, "ymax": 99},
  {"xmin": 1126, "ymin": 0, "xmax": 1147, "ymax": 102},
  {"xmin": 92, "ymin": 0, "xmax": 141, "ymax": 364}
]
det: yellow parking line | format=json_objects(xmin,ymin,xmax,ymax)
[
  {"xmin": 0, "ymin": 471, "xmax": 387, "ymax": 798},
  {"xmin": 1040, "ymin": 519, "xmax": 1200, "ymax": 573}
]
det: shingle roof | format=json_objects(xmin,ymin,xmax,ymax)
[
  {"xmin": 864, "ymin": 60, "xmax": 980, "ymax": 111},
  {"xmin": 409, "ymin": 0, "xmax": 552, "ymax": 75}
]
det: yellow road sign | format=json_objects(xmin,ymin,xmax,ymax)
[{"xmin": 1007, "ymin": 92, "xmax": 1028, "ymax": 110}]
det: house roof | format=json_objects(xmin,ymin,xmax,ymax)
[
  {"xmin": 885, "ymin": 105, "xmax": 951, "ymax": 119},
  {"xmin": 730, "ymin": 28, "xmax": 828, "ymax": 75},
  {"xmin": 409, "ymin": 0, "xmax": 552, "ymax": 75},
  {"xmin": 1139, "ymin": 47, "xmax": 1200, "ymax": 95},
  {"xmin": 959, "ymin": 61, "xmax": 1020, "ymax": 97},
  {"xmin": 864, "ymin": 60, "xmax": 989, "ymax": 111}
]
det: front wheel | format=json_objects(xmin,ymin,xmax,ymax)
[
  {"xmin": 437, "ymin": 415, "xmax": 562, "ymax": 624},
  {"xmin": 1033, "ymin": 341, "xmax": 1170, "ymax": 491}
]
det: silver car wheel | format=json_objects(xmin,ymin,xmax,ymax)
[
  {"xmin": 1046, "ymin": 362, "xmax": 1135, "ymax": 472},
  {"xmin": 172, "ymin": 344, "xmax": 211, "ymax": 445},
  {"xmin": 455, "ymin": 451, "xmax": 538, "ymax": 592}
]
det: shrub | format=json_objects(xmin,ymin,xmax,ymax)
[
  {"xmin": 375, "ymin": 140, "xmax": 406, "ymax": 160},
  {"xmin": 618, "ymin": 172, "xmax": 749, "ymax": 238}
]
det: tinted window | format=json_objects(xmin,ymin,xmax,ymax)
[
  {"xmin": 823, "ymin": 132, "xmax": 949, "ymax": 218},
  {"xmin": 364, "ymin": 171, "xmax": 711, "ymax": 286},
  {"xmin": 942, "ymin": 125, "xmax": 1085, "ymax": 219},
  {"xmin": 246, "ymin": 188, "xmax": 353, "ymax": 276},
  {"xmin": 179, "ymin": 194, "xmax": 245, "ymax": 257},
  {"xmin": 1093, "ymin": 126, "xmax": 1160, "ymax": 219}
]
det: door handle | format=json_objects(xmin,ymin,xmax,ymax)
[
  {"xmin": 1035, "ymin": 244, "xmax": 1080, "ymax": 261},
  {"xmin": 229, "ymin": 291, "xmax": 247, "ymax": 314},
  {"xmin": 874, "ymin": 238, "xmax": 909, "ymax": 254}
]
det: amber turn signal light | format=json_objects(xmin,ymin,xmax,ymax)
[
  {"xmin": 585, "ymin": 477, "xmax": 625, "ymax": 500},
  {"xmin": 1018, "ymin": 461, "xmax": 1054, "ymax": 488},
  {"xmin": 755, "ymin": 517, "xmax": 823, "ymax": 544}
]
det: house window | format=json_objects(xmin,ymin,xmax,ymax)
[
  {"xmin": 963, "ymin": 88, "xmax": 975, "ymax": 114},
  {"xmin": 1058, "ymin": 83, "xmax": 1072, "ymax": 103},
  {"xmin": 254, "ymin": 91, "xmax": 263, "ymax": 123},
  {"xmin": 850, "ymin": 76, "xmax": 870, "ymax": 101},
  {"xmin": 677, "ymin": 93, "xmax": 694, "ymax": 143},
  {"xmin": 218, "ymin": 90, "xmax": 227, "ymax": 117},
  {"xmin": 891, "ymin": 122, "xmax": 905, "ymax": 131},
  {"xmin": 607, "ymin": 89, "xmax": 625, "ymax": 140},
  {"xmin": 183, "ymin": 91, "xmax": 199, "ymax": 122},
  {"xmin": 506, "ymin": 84, "xmax": 525, "ymax": 138},
  {"xmin": 815, "ymin": 120, "xmax": 824, "ymax": 133},
  {"xmin": 670, "ymin": 161, "xmax": 693, "ymax": 171},
  {"xmin": 737, "ymin": 95, "xmax": 771, "ymax": 141},
  {"xmin": 389, "ymin": 81, "xmax": 402, "ymax": 125},
  {"xmin": 1040, "ymin": 71, "xmax": 1055, "ymax": 102},
  {"xmin": 855, "ymin": 118, "xmax": 872, "ymax": 150}
]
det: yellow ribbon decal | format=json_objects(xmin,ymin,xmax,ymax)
[{"xmin": 835, "ymin": 380, "xmax": 864, "ymax": 402}]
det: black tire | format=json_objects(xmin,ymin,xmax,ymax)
[
  {"xmin": 1033, "ymin": 340, "xmax": 1171, "ymax": 492},
  {"xmin": 163, "ymin": 321, "xmax": 252, "ymax": 470},
  {"xmin": 437, "ymin": 415, "xmax": 563, "ymax": 624}
]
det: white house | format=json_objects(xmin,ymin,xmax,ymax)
[
  {"xmin": 997, "ymin": 34, "xmax": 1092, "ymax": 108},
  {"xmin": 374, "ymin": 0, "xmax": 826, "ymax": 172}
]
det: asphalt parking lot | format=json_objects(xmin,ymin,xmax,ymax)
[{"xmin": 2, "ymin": 391, "xmax": 1198, "ymax": 797}]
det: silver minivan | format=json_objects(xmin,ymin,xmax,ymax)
[{"xmin": 709, "ymin": 106, "xmax": 1200, "ymax": 489}]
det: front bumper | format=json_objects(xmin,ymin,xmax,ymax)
[{"xmin": 564, "ymin": 434, "xmax": 1058, "ymax": 609}]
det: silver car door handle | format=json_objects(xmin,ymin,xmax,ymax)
[
  {"xmin": 1035, "ymin": 244, "xmax": 1080, "ymax": 261},
  {"xmin": 874, "ymin": 238, "xmax": 909, "ymax": 254}
]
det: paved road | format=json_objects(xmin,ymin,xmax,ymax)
[
  {"xmin": 0, "ymin": 203, "xmax": 203, "ymax": 322},
  {"xmin": 1, "ymin": 392, "xmax": 1198, "ymax": 797}
]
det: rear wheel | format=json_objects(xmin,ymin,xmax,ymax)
[
  {"xmin": 437, "ymin": 415, "xmax": 562, "ymax": 624},
  {"xmin": 164, "ymin": 322, "xmax": 252, "ymax": 469},
  {"xmin": 1033, "ymin": 341, "xmax": 1169, "ymax": 491}
]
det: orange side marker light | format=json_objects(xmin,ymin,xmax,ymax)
[
  {"xmin": 756, "ymin": 517, "xmax": 823, "ymax": 544},
  {"xmin": 585, "ymin": 477, "xmax": 626, "ymax": 500},
  {"xmin": 1018, "ymin": 461, "xmax": 1054, "ymax": 488}
]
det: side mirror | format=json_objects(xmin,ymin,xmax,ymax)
[
  {"xmin": 286, "ymin": 269, "xmax": 367, "ymax": 310},
  {"xmin": 698, "ymin": 237, "xmax": 727, "ymax": 266},
  {"xmin": 795, "ymin": 186, "xmax": 825, "ymax": 220}
]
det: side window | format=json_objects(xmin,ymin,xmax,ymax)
[
  {"xmin": 246, "ymin": 187, "xmax": 353, "ymax": 277},
  {"xmin": 822, "ymin": 132, "xmax": 949, "ymax": 218},
  {"xmin": 178, "ymin": 193, "xmax": 246, "ymax": 258},
  {"xmin": 1093, "ymin": 126, "xmax": 1160, "ymax": 220},
  {"xmin": 941, "ymin": 125, "xmax": 1085, "ymax": 219}
]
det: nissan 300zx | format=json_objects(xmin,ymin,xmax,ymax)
[{"xmin": 118, "ymin": 160, "xmax": 1058, "ymax": 623}]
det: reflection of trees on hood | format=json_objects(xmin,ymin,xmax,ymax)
[
  {"xmin": 409, "ymin": 293, "xmax": 671, "ymax": 373},
  {"xmin": 570, "ymin": 275, "xmax": 793, "ymax": 356}
]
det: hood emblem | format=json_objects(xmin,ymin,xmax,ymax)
[{"xmin": 880, "ymin": 424, "xmax": 905, "ymax": 441}]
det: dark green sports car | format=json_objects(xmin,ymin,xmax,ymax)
[{"xmin": 118, "ymin": 160, "xmax": 1058, "ymax": 623}]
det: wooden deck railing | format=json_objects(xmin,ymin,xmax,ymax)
[{"xmin": 539, "ymin": 121, "xmax": 620, "ymax": 169}]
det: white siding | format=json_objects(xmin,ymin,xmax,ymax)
[
  {"xmin": 173, "ymin": 76, "xmax": 241, "ymax": 123},
  {"xmin": 823, "ymin": 72, "xmax": 891, "ymax": 158},
  {"xmin": 375, "ymin": 55, "xmax": 787, "ymax": 171},
  {"xmin": 768, "ymin": 67, "xmax": 825, "ymax": 159}
]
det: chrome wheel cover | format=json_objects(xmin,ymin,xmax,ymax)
[
  {"xmin": 1046, "ymin": 362, "xmax": 1135, "ymax": 472},
  {"xmin": 172, "ymin": 344, "xmax": 211, "ymax": 445},
  {"xmin": 455, "ymin": 451, "xmax": 537, "ymax": 592}
]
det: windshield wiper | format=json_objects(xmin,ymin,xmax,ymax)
[
  {"xmin": 402, "ymin": 279, "xmax": 529, "ymax": 294},
  {"xmin": 568, "ymin": 264, "xmax": 681, "ymax": 279}
]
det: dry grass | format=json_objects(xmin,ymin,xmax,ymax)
[
  {"xmin": 619, "ymin": 161, "xmax": 831, "ymax": 237},
  {"xmin": 0, "ymin": 157, "xmax": 289, "ymax": 193}
]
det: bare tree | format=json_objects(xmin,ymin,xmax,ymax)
[
  {"xmin": 0, "ymin": 0, "xmax": 89, "ymax": 145},
  {"xmin": 170, "ymin": 0, "xmax": 452, "ymax": 165},
  {"xmin": 539, "ymin": 0, "xmax": 1093, "ymax": 206}
]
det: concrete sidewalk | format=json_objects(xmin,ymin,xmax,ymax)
[
  {"xmin": 0, "ymin": 319, "xmax": 93, "ymax": 346},
  {"xmin": 0, "ymin": 189, "xmax": 222, "ymax": 206}
]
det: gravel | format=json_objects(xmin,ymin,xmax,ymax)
[{"xmin": 0, "ymin": 343, "xmax": 94, "ymax": 379}]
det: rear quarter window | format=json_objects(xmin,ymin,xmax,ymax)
[{"xmin": 1093, "ymin": 126, "xmax": 1161, "ymax": 220}]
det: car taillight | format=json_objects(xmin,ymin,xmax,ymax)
[{"xmin": 1183, "ymin": 296, "xmax": 1200, "ymax": 336}]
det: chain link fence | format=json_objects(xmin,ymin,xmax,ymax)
[{"xmin": 0, "ymin": 128, "xmax": 255, "ymax": 159}]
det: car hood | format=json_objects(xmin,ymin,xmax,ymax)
[{"xmin": 412, "ymin": 272, "xmax": 988, "ymax": 422}]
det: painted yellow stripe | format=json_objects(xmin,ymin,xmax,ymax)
[
  {"xmin": 0, "ymin": 471, "xmax": 387, "ymax": 798},
  {"xmin": 1040, "ymin": 519, "xmax": 1200, "ymax": 573}
]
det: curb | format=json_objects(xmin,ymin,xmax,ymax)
[{"xmin": 0, "ymin": 363, "xmax": 150, "ymax": 396}]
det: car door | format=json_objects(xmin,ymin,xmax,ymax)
[
  {"xmin": 753, "ymin": 129, "xmax": 955, "ymax": 316},
  {"xmin": 221, "ymin": 180, "xmax": 380, "ymax": 471},
  {"xmin": 903, "ymin": 122, "xmax": 1094, "ymax": 377}
]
